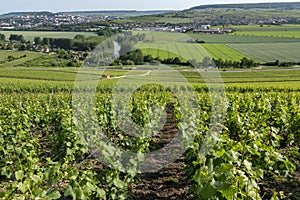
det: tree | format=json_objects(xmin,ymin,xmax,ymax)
[
  {"xmin": 202, "ymin": 56, "xmax": 213, "ymax": 68},
  {"xmin": 188, "ymin": 58, "xmax": 199, "ymax": 68},
  {"xmin": 173, "ymin": 57, "xmax": 182, "ymax": 65},
  {"xmin": 34, "ymin": 37, "xmax": 41, "ymax": 46},
  {"xmin": 119, "ymin": 49, "xmax": 144, "ymax": 65},
  {"xmin": 18, "ymin": 44, "xmax": 26, "ymax": 51},
  {"xmin": 131, "ymin": 49, "xmax": 144, "ymax": 65},
  {"xmin": 144, "ymin": 54, "xmax": 154, "ymax": 63},
  {"xmin": 120, "ymin": 42, "xmax": 134, "ymax": 55},
  {"xmin": 74, "ymin": 34, "xmax": 85, "ymax": 40},
  {"xmin": 42, "ymin": 38, "xmax": 50, "ymax": 46},
  {"xmin": 9, "ymin": 34, "xmax": 25, "ymax": 42},
  {"xmin": 0, "ymin": 33, "xmax": 5, "ymax": 41},
  {"xmin": 7, "ymin": 55, "xmax": 14, "ymax": 61},
  {"xmin": 53, "ymin": 38, "xmax": 73, "ymax": 50}
]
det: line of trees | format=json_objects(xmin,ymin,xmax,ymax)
[
  {"xmin": 97, "ymin": 28, "xmax": 122, "ymax": 37},
  {"xmin": 9, "ymin": 34, "xmax": 25, "ymax": 42},
  {"xmin": 110, "ymin": 49, "xmax": 188, "ymax": 66},
  {"xmin": 34, "ymin": 36, "xmax": 100, "ymax": 51},
  {"xmin": 262, "ymin": 59, "xmax": 300, "ymax": 67},
  {"xmin": 213, "ymin": 57, "xmax": 259, "ymax": 68},
  {"xmin": 110, "ymin": 51, "xmax": 261, "ymax": 68}
]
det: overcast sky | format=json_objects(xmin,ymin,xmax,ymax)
[{"xmin": 1, "ymin": 0, "xmax": 299, "ymax": 14}]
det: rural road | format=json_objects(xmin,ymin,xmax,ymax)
[{"xmin": 110, "ymin": 70, "xmax": 152, "ymax": 79}]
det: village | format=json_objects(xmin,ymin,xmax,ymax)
[
  {"xmin": 0, "ymin": 11, "xmax": 292, "ymax": 34},
  {"xmin": 0, "ymin": 13, "xmax": 121, "ymax": 29}
]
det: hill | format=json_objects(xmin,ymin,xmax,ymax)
[
  {"xmin": 189, "ymin": 2, "xmax": 300, "ymax": 10},
  {"xmin": 0, "ymin": 10, "xmax": 174, "ymax": 18},
  {"xmin": 59, "ymin": 10, "xmax": 174, "ymax": 17}
]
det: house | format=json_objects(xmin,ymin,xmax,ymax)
[{"xmin": 103, "ymin": 73, "xmax": 110, "ymax": 79}]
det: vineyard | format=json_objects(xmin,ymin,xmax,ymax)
[
  {"xmin": 0, "ymin": 67, "xmax": 299, "ymax": 200},
  {"xmin": 2, "ymin": 2, "xmax": 300, "ymax": 199}
]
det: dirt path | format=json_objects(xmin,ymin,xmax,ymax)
[
  {"xmin": 111, "ymin": 70, "xmax": 151, "ymax": 79},
  {"xmin": 128, "ymin": 104, "xmax": 193, "ymax": 200}
]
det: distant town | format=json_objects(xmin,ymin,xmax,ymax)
[
  {"xmin": 0, "ymin": 11, "xmax": 294, "ymax": 34},
  {"xmin": 0, "ymin": 13, "xmax": 122, "ymax": 30}
]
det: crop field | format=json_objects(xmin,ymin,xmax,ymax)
[
  {"xmin": 138, "ymin": 41, "xmax": 295, "ymax": 63},
  {"xmin": 187, "ymin": 33, "xmax": 300, "ymax": 43},
  {"xmin": 136, "ymin": 42, "xmax": 210, "ymax": 61},
  {"xmin": 0, "ymin": 31, "xmax": 97, "ymax": 41},
  {"xmin": 0, "ymin": 66, "xmax": 300, "ymax": 199},
  {"xmin": 232, "ymin": 24, "xmax": 300, "ymax": 38},
  {"xmin": 1, "ymin": 67, "xmax": 300, "ymax": 91},
  {"xmin": 135, "ymin": 31, "xmax": 300, "ymax": 63},
  {"xmin": 228, "ymin": 43, "xmax": 300, "ymax": 62},
  {"xmin": 134, "ymin": 30, "xmax": 300, "ymax": 44},
  {"xmin": 1, "ymin": 25, "xmax": 300, "ymax": 199},
  {"xmin": 202, "ymin": 44, "xmax": 247, "ymax": 61},
  {"xmin": 234, "ymin": 31, "xmax": 300, "ymax": 38},
  {"xmin": 0, "ymin": 50, "xmax": 47, "ymax": 67},
  {"xmin": 181, "ymin": 69, "xmax": 300, "ymax": 88},
  {"xmin": 134, "ymin": 31, "xmax": 191, "ymax": 42}
]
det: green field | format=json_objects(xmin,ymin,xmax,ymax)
[
  {"xmin": 1, "ymin": 67, "xmax": 300, "ymax": 89},
  {"xmin": 132, "ymin": 30, "xmax": 300, "ymax": 63},
  {"xmin": 137, "ymin": 35, "xmax": 300, "ymax": 63},
  {"xmin": 234, "ymin": 31, "xmax": 300, "ymax": 38},
  {"xmin": 2, "ymin": 7, "xmax": 300, "ymax": 200},
  {"xmin": 136, "ymin": 42, "xmax": 210, "ymax": 61},
  {"xmin": 232, "ymin": 24, "xmax": 300, "ymax": 38},
  {"xmin": 138, "ymin": 41, "xmax": 247, "ymax": 63},
  {"xmin": 188, "ymin": 33, "xmax": 300, "ymax": 43},
  {"xmin": 134, "ymin": 30, "xmax": 300, "ymax": 44},
  {"xmin": 228, "ymin": 43, "xmax": 300, "ymax": 62},
  {"xmin": 0, "ymin": 31, "xmax": 97, "ymax": 41},
  {"xmin": 0, "ymin": 50, "xmax": 47, "ymax": 67},
  {"xmin": 0, "ymin": 66, "xmax": 300, "ymax": 199},
  {"xmin": 202, "ymin": 44, "xmax": 247, "ymax": 61},
  {"xmin": 134, "ymin": 31, "xmax": 190, "ymax": 42},
  {"xmin": 181, "ymin": 68, "xmax": 300, "ymax": 86}
]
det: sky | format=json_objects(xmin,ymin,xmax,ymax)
[{"xmin": 1, "ymin": 0, "xmax": 299, "ymax": 14}]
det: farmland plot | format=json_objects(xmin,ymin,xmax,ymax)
[
  {"xmin": 228, "ymin": 43, "xmax": 300, "ymax": 62},
  {"xmin": 202, "ymin": 44, "xmax": 247, "ymax": 61}
]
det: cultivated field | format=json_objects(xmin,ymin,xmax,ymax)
[
  {"xmin": 0, "ymin": 50, "xmax": 47, "ymax": 67},
  {"xmin": 0, "ymin": 66, "xmax": 300, "ymax": 199},
  {"xmin": 228, "ymin": 43, "xmax": 300, "ymax": 62},
  {"xmin": 1, "ymin": 25, "xmax": 300, "ymax": 200},
  {"xmin": 188, "ymin": 33, "xmax": 300, "ymax": 43},
  {"xmin": 134, "ymin": 31, "xmax": 300, "ymax": 63},
  {"xmin": 136, "ymin": 42, "xmax": 209, "ymax": 61},
  {"xmin": 202, "ymin": 44, "xmax": 246, "ymax": 61},
  {"xmin": 232, "ymin": 24, "xmax": 300, "ymax": 38},
  {"xmin": 0, "ymin": 31, "xmax": 97, "ymax": 41}
]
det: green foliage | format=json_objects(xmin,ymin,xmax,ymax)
[
  {"xmin": 0, "ymin": 31, "xmax": 97, "ymax": 41},
  {"xmin": 9, "ymin": 34, "xmax": 25, "ymax": 42},
  {"xmin": 0, "ymin": 66, "xmax": 299, "ymax": 199},
  {"xmin": 184, "ymin": 92, "xmax": 297, "ymax": 199},
  {"xmin": 213, "ymin": 57, "xmax": 259, "ymax": 68},
  {"xmin": 0, "ymin": 33, "xmax": 5, "ymax": 41},
  {"xmin": 0, "ymin": 94, "xmax": 134, "ymax": 199},
  {"xmin": 97, "ymin": 28, "xmax": 122, "ymax": 37}
]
